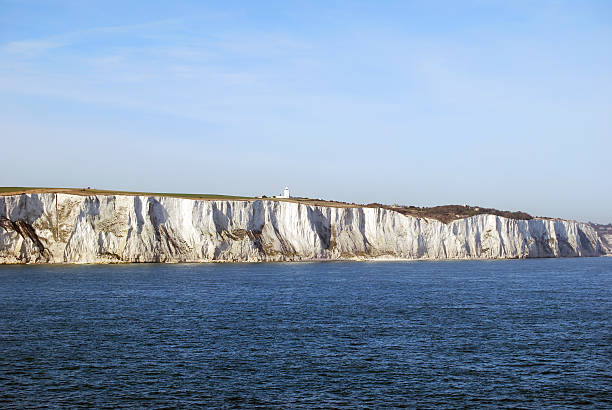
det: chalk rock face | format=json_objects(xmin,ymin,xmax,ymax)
[
  {"xmin": 590, "ymin": 224, "xmax": 612, "ymax": 255},
  {"xmin": 0, "ymin": 193, "xmax": 605, "ymax": 263},
  {"xmin": 601, "ymin": 235, "xmax": 612, "ymax": 254}
]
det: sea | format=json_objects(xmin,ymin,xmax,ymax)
[{"xmin": 1, "ymin": 258, "xmax": 611, "ymax": 408}]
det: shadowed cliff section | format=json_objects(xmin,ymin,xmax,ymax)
[
  {"xmin": 590, "ymin": 223, "xmax": 612, "ymax": 254},
  {"xmin": 0, "ymin": 194, "xmax": 51, "ymax": 262}
]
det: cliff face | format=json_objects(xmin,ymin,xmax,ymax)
[
  {"xmin": 590, "ymin": 223, "xmax": 612, "ymax": 254},
  {"xmin": 0, "ymin": 193, "xmax": 605, "ymax": 264}
]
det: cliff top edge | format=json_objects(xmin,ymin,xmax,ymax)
[{"xmin": 0, "ymin": 187, "xmax": 552, "ymax": 224}]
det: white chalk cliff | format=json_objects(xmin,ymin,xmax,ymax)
[{"xmin": 0, "ymin": 193, "xmax": 605, "ymax": 264}]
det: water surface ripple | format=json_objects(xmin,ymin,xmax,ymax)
[{"xmin": 1, "ymin": 258, "xmax": 611, "ymax": 408}]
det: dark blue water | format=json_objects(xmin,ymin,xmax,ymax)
[{"xmin": 1, "ymin": 258, "xmax": 611, "ymax": 408}]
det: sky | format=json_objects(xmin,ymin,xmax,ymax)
[{"xmin": 1, "ymin": 0, "xmax": 611, "ymax": 223}]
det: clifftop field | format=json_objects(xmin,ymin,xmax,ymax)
[
  {"xmin": 0, "ymin": 187, "xmax": 251, "ymax": 201},
  {"xmin": 1, "ymin": 187, "xmax": 535, "ymax": 224}
]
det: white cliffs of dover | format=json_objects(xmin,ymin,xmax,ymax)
[{"xmin": 0, "ymin": 193, "xmax": 605, "ymax": 264}]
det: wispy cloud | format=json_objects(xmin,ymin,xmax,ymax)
[
  {"xmin": 0, "ymin": 18, "xmax": 181, "ymax": 56},
  {"xmin": 2, "ymin": 38, "xmax": 66, "ymax": 55},
  {"xmin": 0, "ymin": 17, "xmax": 326, "ymax": 124}
]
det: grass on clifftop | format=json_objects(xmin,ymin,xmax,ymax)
[
  {"xmin": 373, "ymin": 203, "xmax": 533, "ymax": 224},
  {"xmin": 0, "ymin": 187, "xmax": 536, "ymax": 223},
  {"xmin": 0, "ymin": 187, "xmax": 252, "ymax": 200},
  {"xmin": 0, "ymin": 187, "xmax": 42, "ymax": 193}
]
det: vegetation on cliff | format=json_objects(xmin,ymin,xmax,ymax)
[{"xmin": 2, "ymin": 187, "xmax": 534, "ymax": 224}]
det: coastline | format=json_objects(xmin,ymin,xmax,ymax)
[{"xmin": 0, "ymin": 192, "xmax": 606, "ymax": 264}]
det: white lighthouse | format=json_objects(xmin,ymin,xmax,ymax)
[{"xmin": 281, "ymin": 186, "xmax": 290, "ymax": 198}]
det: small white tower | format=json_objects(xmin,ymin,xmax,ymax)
[{"xmin": 282, "ymin": 186, "xmax": 290, "ymax": 198}]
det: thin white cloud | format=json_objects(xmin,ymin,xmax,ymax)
[
  {"xmin": 2, "ymin": 38, "xmax": 66, "ymax": 55},
  {"xmin": 0, "ymin": 18, "xmax": 181, "ymax": 56}
]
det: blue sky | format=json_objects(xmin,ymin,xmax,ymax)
[{"xmin": 1, "ymin": 1, "xmax": 611, "ymax": 222}]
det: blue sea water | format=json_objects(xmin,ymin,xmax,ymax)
[{"xmin": 1, "ymin": 258, "xmax": 611, "ymax": 408}]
